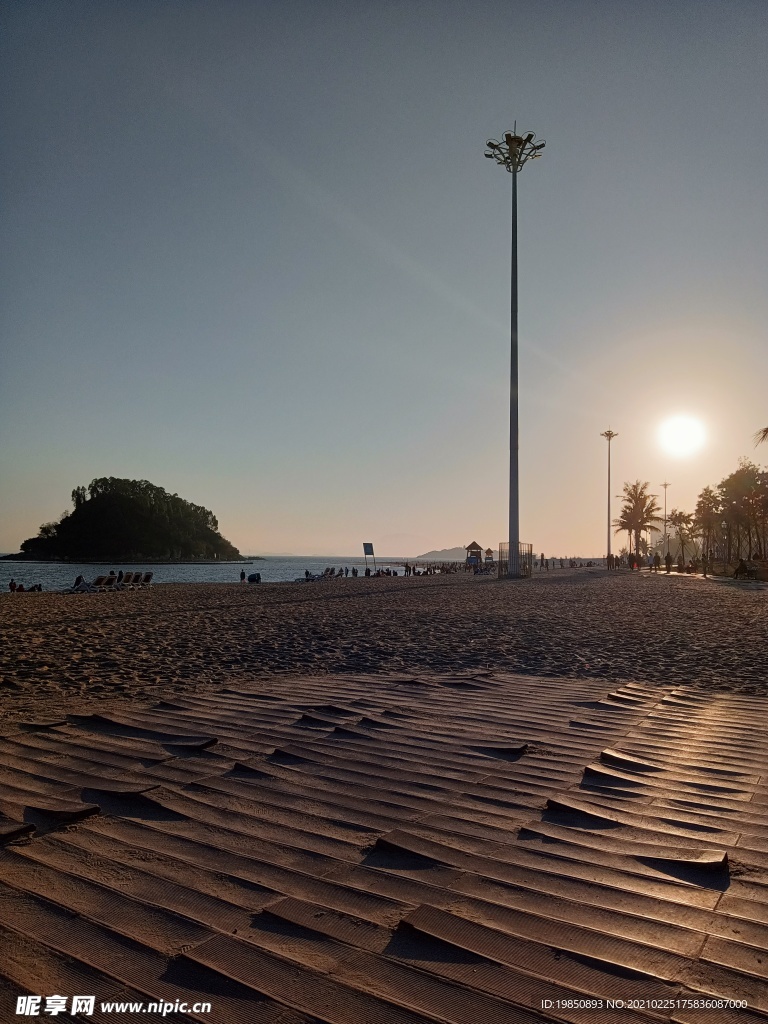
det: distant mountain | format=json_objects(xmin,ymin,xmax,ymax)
[{"xmin": 416, "ymin": 546, "xmax": 497, "ymax": 561}]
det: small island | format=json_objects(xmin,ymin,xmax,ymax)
[{"xmin": 7, "ymin": 477, "xmax": 244, "ymax": 562}]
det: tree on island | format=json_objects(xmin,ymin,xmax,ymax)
[{"xmin": 20, "ymin": 477, "xmax": 241, "ymax": 561}]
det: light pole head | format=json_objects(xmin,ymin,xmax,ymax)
[
  {"xmin": 485, "ymin": 128, "xmax": 545, "ymax": 172},
  {"xmin": 600, "ymin": 429, "xmax": 618, "ymax": 442}
]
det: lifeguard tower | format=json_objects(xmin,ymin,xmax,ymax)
[
  {"xmin": 465, "ymin": 541, "xmax": 483, "ymax": 568},
  {"xmin": 484, "ymin": 547, "xmax": 494, "ymax": 564}
]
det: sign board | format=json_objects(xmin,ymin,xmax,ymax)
[{"xmin": 362, "ymin": 542, "xmax": 376, "ymax": 570}]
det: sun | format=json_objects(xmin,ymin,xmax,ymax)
[{"xmin": 658, "ymin": 415, "xmax": 706, "ymax": 457}]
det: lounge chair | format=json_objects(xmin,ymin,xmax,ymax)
[
  {"xmin": 137, "ymin": 571, "xmax": 153, "ymax": 587},
  {"xmin": 118, "ymin": 572, "xmax": 136, "ymax": 589},
  {"xmin": 101, "ymin": 576, "xmax": 118, "ymax": 592},
  {"xmin": 65, "ymin": 574, "xmax": 107, "ymax": 593}
]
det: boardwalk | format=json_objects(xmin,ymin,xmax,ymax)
[{"xmin": 1, "ymin": 670, "xmax": 767, "ymax": 1023}]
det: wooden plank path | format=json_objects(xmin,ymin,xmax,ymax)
[{"xmin": 0, "ymin": 672, "xmax": 766, "ymax": 1023}]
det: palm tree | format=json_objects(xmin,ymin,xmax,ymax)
[
  {"xmin": 754, "ymin": 427, "xmax": 768, "ymax": 446},
  {"xmin": 612, "ymin": 508, "xmax": 634, "ymax": 559},
  {"xmin": 694, "ymin": 486, "xmax": 721, "ymax": 560},
  {"xmin": 615, "ymin": 481, "xmax": 662, "ymax": 559},
  {"xmin": 667, "ymin": 509, "xmax": 694, "ymax": 563}
]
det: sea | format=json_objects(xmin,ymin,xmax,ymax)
[{"xmin": 0, "ymin": 555, "xmax": 423, "ymax": 592}]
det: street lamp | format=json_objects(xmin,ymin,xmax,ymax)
[
  {"xmin": 600, "ymin": 430, "xmax": 618, "ymax": 566},
  {"xmin": 721, "ymin": 519, "xmax": 728, "ymax": 575},
  {"xmin": 661, "ymin": 481, "xmax": 670, "ymax": 555},
  {"xmin": 485, "ymin": 126, "xmax": 545, "ymax": 576}
]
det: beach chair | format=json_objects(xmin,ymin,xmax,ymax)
[
  {"xmin": 64, "ymin": 574, "xmax": 103, "ymax": 593},
  {"xmin": 101, "ymin": 576, "xmax": 118, "ymax": 592},
  {"xmin": 118, "ymin": 572, "xmax": 136, "ymax": 589},
  {"xmin": 138, "ymin": 571, "xmax": 153, "ymax": 588}
]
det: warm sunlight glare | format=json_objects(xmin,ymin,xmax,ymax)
[{"xmin": 658, "ymin": 415, "xmax": 706, "ymax": 457}]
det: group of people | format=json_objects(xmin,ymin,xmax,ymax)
[
  {"xmin": 297, "ymin": 564, "xmax": 450, "ymax": 580},
  {"xmin": 533, "ymin": 557, "xmax": 595, "ymax": 570},
  {"xmin": 7, "ymin": 580, "xmax": 43, "ymax": 592},
  {"xmin": 619, "ymin": 552, "xmax": 756, "ymax": 576},
  {"xmin": 238, "ymin": 570, "xmax": 262, "ymax": 583},
  {"xmin": 302, "ymin": 567, "xmax": 361, "ymax": 580},
  {"xmin": 297, "ymin": 563, "xmax": 448, "ymax": 581},
  {"xmin": 647, "ymin": 553, "xmax": 689, "ymax": 573}
]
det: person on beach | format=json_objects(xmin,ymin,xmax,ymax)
[
  {"xmin": 117, "ymin": 570, "xmax": 124, "ymax": 584},
  {"xmin": 73, "ymin": 575, "xmax": 85, "ymax": 589},
  {"xmin": 653, "ymin": 553, "xmax": 661, "ymax": 573},
  {"xmin": 240, "ymin": 569, "xmax": 246, "ymax": 583},
  {"xmin": 8, "ymin": 579, "xmax": 16, "ymax": 592},
  {"xmin": 733, "ymin": 558, "xmax": 749, "ymax": 579},
  {"xmin": 664, "ymin": 552, "xmax": 672, "ymax": 573}
]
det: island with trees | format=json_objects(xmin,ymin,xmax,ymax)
[{"xmin": 8, "ymin": 477, "xmax": 244, "ymax": 562}]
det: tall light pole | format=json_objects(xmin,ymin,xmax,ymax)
[
  {"xmin": 661, "ymin": 481, "xmax": 670, "ymax": 555},
  {"xmin": 721, "ymin": 519, "xmax": 728, "ymax": 575},
  {"xmin": 485, "ymin": 126, "xmax": 545, "ymax": 576},
  {"xmin": 600, "ymin": 430, "xmax": 618, "ymax": 565}
]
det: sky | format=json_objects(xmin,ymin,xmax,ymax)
[{"xmin": 2, "ymin": 0, "xmax": 767, "ymax": 557}]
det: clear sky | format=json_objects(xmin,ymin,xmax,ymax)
[{"xmin": 2, "ymin": 0, "xmax": 766, "ymax": 556}]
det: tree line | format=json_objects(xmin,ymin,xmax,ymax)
[
  {"xmin": 20, "ymin": 478, "xmax": 242, "ymax": 561},
  {"xmin": 614, "ymin": 454, "xmax": 767, "ymax": 564}
]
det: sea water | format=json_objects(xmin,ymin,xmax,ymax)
[{"xmin": 0, "ymin": 555, "xmax": 414, "ymax": 592}]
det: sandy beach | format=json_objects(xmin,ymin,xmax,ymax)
[
  {"xmin": 1, "ymin": 569, "xmax": 766, "ymax": 724},
  {"xmin": 2, "ymin": 570, "xmax": 768, "ymax": 1022}
]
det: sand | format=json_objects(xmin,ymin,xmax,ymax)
[
  {"xmin": 1, "ymin": 569, "xmax": 767, "ymax": 725},
  {"xmin": 1, "ymin": 570, "xmax": 767, "ymax": 1022}
]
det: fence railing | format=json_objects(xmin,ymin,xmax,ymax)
[{"xmin": 498, "ymin": 542, "xmax": 533, "ymax": 578}]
